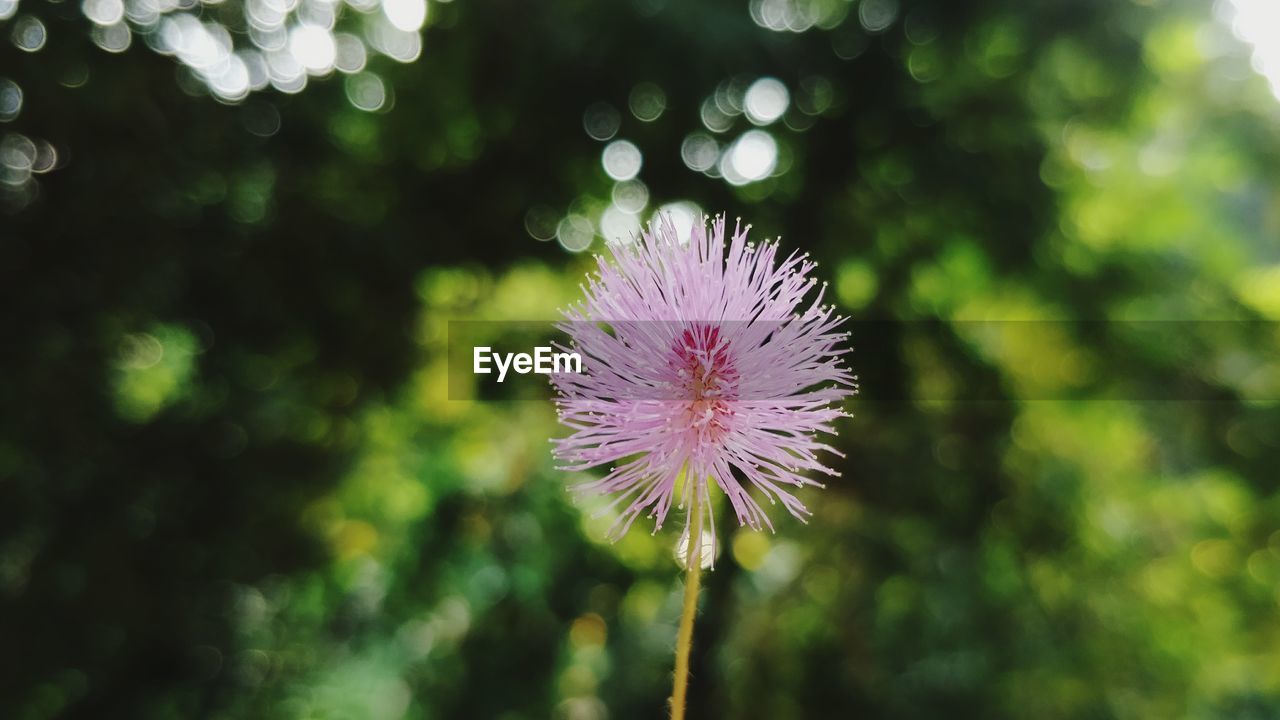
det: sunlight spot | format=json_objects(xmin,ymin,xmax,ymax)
[
  {"xmin": 744, "ymin": 77, "xmax": 789, "ymax": 125},
  {"xmin": 1229, "ymin": 0, "xmax": 1280, "ymax": 99}
]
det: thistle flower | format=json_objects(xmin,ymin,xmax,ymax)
[{"xmin": 551, "ymin": 213, "xmax": 857, "ymax": 557}]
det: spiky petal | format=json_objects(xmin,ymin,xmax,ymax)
[{"xmin": 551, "ymin": 214, "xmax": 857, "ymax": 555}]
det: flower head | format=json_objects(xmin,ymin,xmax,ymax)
[{"xmin": 551, "ymin": 214, "xmax": 857, "ymax": 556}]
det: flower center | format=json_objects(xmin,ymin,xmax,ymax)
[{"xmin": 670, "ymin": 324, "xmax": 739, "ymax": 436}]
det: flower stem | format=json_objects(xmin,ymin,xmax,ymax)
[{"xmin": 670, "ymin": 487, "xmax": 703, "ymax": 720}]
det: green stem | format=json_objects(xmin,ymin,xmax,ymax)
[{"xmin": 670, "ymin": 486, "xmax": 703, "ymax": 720}]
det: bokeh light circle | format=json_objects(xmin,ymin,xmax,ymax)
[
  {"xmin": 12, "ymin": 16, "xmax": 47, "ymax": 52},
  {"xmin": 681, "ymin": 132, "xmax": 720, "ymax": 172},
  {"xmin": 858, "ymin": 0, "xmax": 899, "ymax": 33},
  {"xmin": 0, "ymin": 132, "xmax": 37, "ymax": 186},
  {"xmin": 557, "ymin": 213, "xmax": 595, "ymax": 252},
  {"xmin": 583, "ymin": 102, "xmax": 621, "ymax": 141},
  {"xmin": 600, "ymin": 205, "xmax": 641, "ymax": 243},
  {"xmin": 744, "ymin": 77, "xmax": 789, "ymax": 125},
  {"xmin": 83, "ymin": 0, "xmax": 125, "ymax": 26},
  {"xmin": 611, "ymin": 179, "xmax": 649, "ymax": 214},
  {"xmin": 382, "ymin": 0, "xmax": 426, "ymax": 33},
  {"xmin": 333, "ymin": 33, "xmax": 367, "ymax": 73},
  {"xmin": 652, "ymin": 201, "xmax": 703, "ymax": 244},
  {"xmin": 722, "ymin": 130, "xmax": 777, "ymax": 185},
  {"xmin": 524, "ymin": 205, "xmax": 559, "ymax": 241},
  {"xmin": 345, "ymin": 72, "xmax": 386, "ymax": 111},
  {"xmin": 628, "ymin": 82, "xmax": 666, "ymax": 122},
  {"xmin": 601, "ymin": 140, "xmax": 643, "ymax": 181},
  {"xmin": 0, "ymin": 79, "xmax": 21, "ymax": 122},
  {"xmin": 289, "ymin": 24, "xmax": 336, "ymax": 74},
  {"xmin": 92, "ymin": 22, "xmax": 132, "ymax": 52}
]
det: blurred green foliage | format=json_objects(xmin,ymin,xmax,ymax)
[{"xmin": 3, "ymin": 0, "xmax": 1280, "ymax": 718}]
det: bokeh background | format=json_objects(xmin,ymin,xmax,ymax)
[{"xmin": 4, "ymin": 0, "xmax": 1280, "ymax": 717}]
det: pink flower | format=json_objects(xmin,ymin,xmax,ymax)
[{"xmin": 551, "ymin": 214, "xmax": 857, "ymax": 557}]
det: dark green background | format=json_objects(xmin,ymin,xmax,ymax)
[{"xmin": 3, "ymin": 0, "xmax": 1280, "ymax": 717}]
